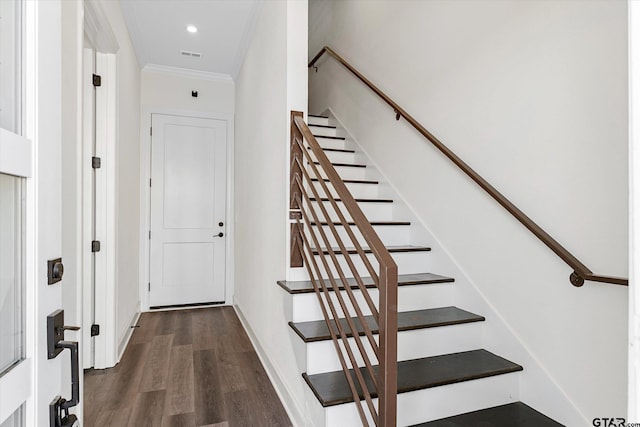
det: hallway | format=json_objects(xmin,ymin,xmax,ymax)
[{"xmin": 84, "ymin": 307, "xmax": 292, "ymax": 427}]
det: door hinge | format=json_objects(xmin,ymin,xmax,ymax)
[
  {"xmin": 149, "ymin": 178, "xmax": 152, "ymax": 187},
  {"xmin": 90, "ymin": 324, "xmax": 100, "ymax": 337},
  {"xmin": 91, "ymin": 240, "xmax": 101, "ymax": 252},
  {"xmin": 149, "ymin": 230, "xmax": 151, "ymax": 239},
  {"xmin": 150, "ymin": 127, "xmax": 152, "ymax": 136},
  {"xmin": 92, "ymin": 156, "xmax": 101, "ymax": 169},
  {"xmin": 148, "ymin": 282, "xmax": 151, "ymax": 292},
  {"xmin": 92, "ymin": 73, "xmax": 102, "ymax": 87}
]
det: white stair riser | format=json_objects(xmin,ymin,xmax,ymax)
[
  {"xmin": 315, "ymin": 137, "xmax": 348, "ymax": 150},
  {"xmin": 308, "ymin": 116, "xmax": 330, "ymax": 126},
  {"xmin": 311, "ymin": 225, "xmax": 411, "ymax": 247},
  {"xmin": 306, "ymin": 201, "xmax": 393, "ymax": 221},
  {"xmin": 307, "ymin": 148, "xmax": 356, "ymax": 164},
  {"xmin": 305, "ymin": 322, "xmax": 484, "ymax": 374},
  {"xmin": 314, "ymin": 165, "xmax": 369, "ymax": 181},
  {"xmin": 309, "ymin": 125, "xmax": 338, "ymax": 137},
  {"xmin": 303, "ymin": 182, "xmax": 380, "ymax": 200},
  {"xmin": 305, "ymin": 251, "xmax": 432, "ymax": 280},
  {"xmin": 325, "ymin": 182, "xmax": 380, "ymax": 199},
  {"xmin": 324, "ymin": 373, "xmax": 521, "ymax": 427},
  {"xmin": 291, "ymin": 283, "xmax": 452, "ymax": 323}
]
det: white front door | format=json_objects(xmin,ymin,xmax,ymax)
[
  {"xmin": 149, "ymin": 114, "xmax": 227, "ymax": 308},
  {"xmin": 0, "ymin": 1, "xmax": 71, "ymax": 426}
]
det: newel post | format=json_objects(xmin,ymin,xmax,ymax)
[
  {"xmin": 378, "ymin": 262, "xmax": 398, "ymax": 426},
  {"xmin": 290, "ymin": 111, "xmax": 304, "ymax": 267}
]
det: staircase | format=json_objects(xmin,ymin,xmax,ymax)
[{"xmin": 277, "ymin": 113, "xmax": 565, "ymax": 426}]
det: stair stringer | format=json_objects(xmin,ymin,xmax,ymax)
[{"xmin": 321, "ymin": 107, "xmax": 588, "ymax": 426}]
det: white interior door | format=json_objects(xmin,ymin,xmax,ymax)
[{"xmin": 149, "ymin": 114, "xmax": 227, "ymax": 308}]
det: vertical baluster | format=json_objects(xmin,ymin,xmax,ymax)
[
  {"xmin": 291, "ymin": 111, "xmax": 399, "ymax": 426},
  {"xmin": 290, "ymin": 111, "xmax": 304, "ymax": 267}
]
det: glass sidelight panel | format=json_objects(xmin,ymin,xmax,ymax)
[
  {"xmin": 0, "ymin": 0, "xmax": 21, "ymax": 134},
  {"xmin": 0, "ymin": 173, "xmax": 24, "ymax": 375}
]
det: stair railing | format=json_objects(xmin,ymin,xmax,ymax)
[
  {"xmin": 290, "ymin": 111, "xmax": 398, "ymax": 426},
  {"xmin": 309, "ymin": 46, "xmax": 628, "ymax": 288}
]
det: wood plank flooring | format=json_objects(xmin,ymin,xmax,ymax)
[{"xmin": 84, "ymin": 306, "xmax": 291, "ymax": 427}]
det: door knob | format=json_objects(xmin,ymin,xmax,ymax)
[
  {"xmin": 218, "ymin": 222, "xmax": 224, "ymax": 227},
  {"xmin": 214, "ymin": 232, "xmax": 224, "ymax": 238},
  {"xmin": 47, "ymin": 310, "xmax": 80, "ymax": 427}
]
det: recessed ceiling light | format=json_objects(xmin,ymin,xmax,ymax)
[{"xmin": 186, "ymin": 25, "xmax": 198, "ymax": 33}]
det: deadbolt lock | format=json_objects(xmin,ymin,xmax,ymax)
[{"xmin": 48, "ymin": 258, "xmax": 64, "ymax": 285}]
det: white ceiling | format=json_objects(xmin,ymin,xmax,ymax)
[{"xmin": 120, "ymin": 0, "xmax": 261, "ymax": 79}]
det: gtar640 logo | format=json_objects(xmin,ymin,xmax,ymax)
[{"xmin": 592, "ymin": 418, "xmax": 626, "ymax": 427}]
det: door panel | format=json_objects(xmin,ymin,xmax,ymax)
[
  {"xmin": 163, "ymin": 124, "xmax": 216, "ymax": 229},
  {"xmin": 150, "ymin": 114, "xmax": 227, "ymax": 307},
  {"xmin": 162, "ymin": 242, "xmax": 215, "ymax": 302}
]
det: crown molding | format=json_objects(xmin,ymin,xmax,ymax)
[{"xmin": 142, "ymin": 64, "xmax": 233, "ymax": 83}]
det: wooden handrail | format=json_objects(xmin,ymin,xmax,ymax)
[
  {"xmin": 290, "ymin": 111, "xmax": 398, "ymax": 426},
  {"xmin": 309, "ymin": 46, "xmax": 628, "ymax": 287}
]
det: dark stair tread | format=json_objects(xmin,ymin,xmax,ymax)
[
  {"xmin": 412, "ymin": 402, "xmax": 564, "ymax": 427},
  {"xmin": 309, "ymin": 114, "xmax": 329, "ymax": 119},
  {"xmin": 314, "ymin": 135, "xmax": 345, "ymax": 140},
  {"xmin": 309, "ymin": 197, "xmax": 393, "ymax": 203},
  {"xmin": 308, "ymin": 124, "xmax": 337, "ymax": 129},
  {"xmin": 277, "ymin": 272, "xmax": 454, "ymax": 294},
  {"xmin": 312, "ymin": 161, "xmax": 366, "ymax": 168},
  {"xmin": 311, "ymin": 178, "xmax": 379, "ymax": 185},
  {"xmin": 310, "ymin": 221, "xmax": 411, "ymax": 226},
  {"xmin": 289, "ymin": 307, "xmax": 485, "ymax": 343},
  {"xmin": 311, "ymin": 245, "xmax": 430, "ymax": 255},
  {"xmin": 307, "ymin": 146, "xmax": 355, "ymax": 153},
  {"xmin": 303, "ymin": 349, "xmax": 523, "ymax": 407}
]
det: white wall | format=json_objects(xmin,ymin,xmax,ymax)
[
  {"xmin": 234, "ymin": 0, "xmax": 308, "ymax": 424},
  {"xmin": 310, "ymin": 0, "xmax": 628, "ymax": 421},
  {"xmin": 97, "ymin": 0, "xmax": 142, "ymax": 352},
  {"xmin": 629, "ymin": 1, "xmax": 640, "ymax": 420},
  {"xmin": 141, "ymin": 70, "xmax": 234, "ymax": 114}
]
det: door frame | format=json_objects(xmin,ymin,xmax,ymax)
[
  {"xmin": 80, "ymin": 0, "xmax": 119, "ymax": 370},
  {"xmin": 81, "ymin": 51, "xmax": 118, "ymax": 369},
  {"xmin": 139, "ymin": 107, "xmax": 235, "ymax": 311}
]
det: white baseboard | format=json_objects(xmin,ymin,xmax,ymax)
[
  {"xmin": 117, "ymin": 309, "xmax": 141, "ymax": 362},
  {"xmin": 233, "ymin": 304, "xmax": 306, "ymax": 427}
]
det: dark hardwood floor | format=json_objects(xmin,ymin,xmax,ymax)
[{"xmin": 84, "ymin": 306, "xmax": 292, "ymax": 427}]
